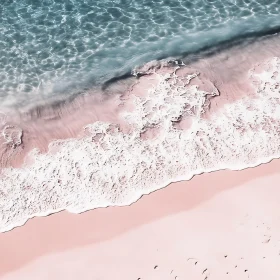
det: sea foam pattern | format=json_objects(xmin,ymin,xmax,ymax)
[{"xmin": 0, "ymin": 57, "xmax": 280, "ymax": 232}]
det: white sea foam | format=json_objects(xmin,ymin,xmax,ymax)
[{"xmin": 0, "ymin": 57, "xmax": 280, "ymax": 233}]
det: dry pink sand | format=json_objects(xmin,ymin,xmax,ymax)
[{"xmin": 1, "ymin": 159, "xmax": 280, "ymax": 279}]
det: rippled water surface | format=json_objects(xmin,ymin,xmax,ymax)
[{"xmin": 1, "ymin": 0, "xmax": 280, "ymax": 106}]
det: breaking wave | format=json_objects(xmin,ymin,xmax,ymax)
[{"xmin": 1, "ymin": 56, "xmax": 280, "ymax": 232}]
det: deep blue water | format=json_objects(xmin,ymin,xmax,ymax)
[{"xmin": 1, "ymin": 0, "xmax": 280, "ymax": 107}]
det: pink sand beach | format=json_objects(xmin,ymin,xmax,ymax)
[{"xmin": 1, "ymin": 159, "xmax": 280, "ymax": 280}]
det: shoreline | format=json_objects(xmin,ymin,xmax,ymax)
[{"xmin": 0, "ymin": 158, "xmax": 279, "ymax": 278}]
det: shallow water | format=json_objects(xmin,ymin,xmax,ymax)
[{"xmin": 1, "ymin": 0, "xmax": 280, "ymax": 107}]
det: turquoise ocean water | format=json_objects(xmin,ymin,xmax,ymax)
[{"xmin": 1, "ymin": 0, "xmax": 280, "ymax": 107}]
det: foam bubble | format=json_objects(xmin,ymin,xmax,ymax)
[
  {"xmin": 2, "ymin": 125, "xmax": 23, "ymax": 148},
  {"xmin": 1, "ymin": 57, "xmax": 280, "ymax": 232}
]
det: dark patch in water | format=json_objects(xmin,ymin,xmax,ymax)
[{"xmin": 101, "ymin": 72, "xmax": 133, "ymax": 91}]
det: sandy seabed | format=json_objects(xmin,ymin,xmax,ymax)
[{"xmin": 0, "ymin": 159, "xmax": 280, "ymax": 279}]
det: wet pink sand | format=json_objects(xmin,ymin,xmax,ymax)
[{"xmin": 0, "ymin": 159, "xmax": 280, "ymax": 279}]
